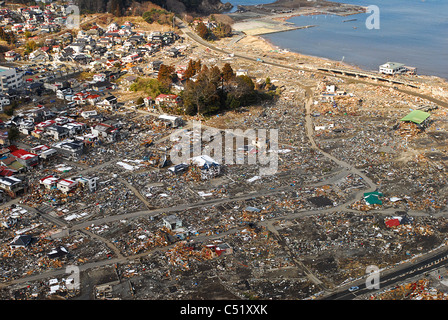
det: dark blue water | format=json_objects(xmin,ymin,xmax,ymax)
[{"xmin": 231, "ymin": 0, "xmax": 448, "ymax": 79}]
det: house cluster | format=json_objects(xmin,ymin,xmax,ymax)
[
  {"xmin": 11, "ymin": 104, "xmax": 123, "ymax": 145},
  {"xmin": 21, "ymin": 21, "xmax": 181, "ymax": 68},
  {"xmin": 39, "ymin": 174, "xmax": 98, "ymax": 194},
  {"xmin": 1, "ymin": 3, "xmax": 72, "ymax": 35}
]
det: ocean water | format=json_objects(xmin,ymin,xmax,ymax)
[
  {"xmin": 231, "ymin": 0, "xmax": 448, "ymax": 79},
  {"xmin": 225, "ymin": 0, "xmax": 275, "ymax": 12}
]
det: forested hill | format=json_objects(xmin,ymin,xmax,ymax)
[{"xmin": 75, "ymin": 0, "xmax": 233, "ymax": 15}]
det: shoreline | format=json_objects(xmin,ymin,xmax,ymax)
[
  {"xmin": 213, "ymin": 29, "xmax": 448, "ymax": 101},
  {"xmin": 259, "ymin": 34, "xmax": 362, "ymax": 70},
  {"xmin": 225, "ymin": 5, "xmax": 448, "ymax": 83}
]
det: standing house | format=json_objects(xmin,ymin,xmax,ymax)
[
  {"xmin": 45, "ymin": 125, "xmax": 70, "ymax": 140},
  {"xmin": 57, "ymin": 178, "xmax": 78, "ymax": 194},
  {"xmin": 0, "ymin": 176, "xmax": 25, "ymax": 197},
  {"xmin": 52, "ymin": 140, "xmax": 84, "ymax": 160},
  {"xmin": 76, "ymin": 176, "xmax": 98, "ymax": 192},
  {"xmin": 39, "ymin": 175, "xmax": 59, "ymax": 189},
  {"xmin": 155, "ymin": 94, "xmax": 181, "ymax": 108},
  {"xmin": 98, "ymin": 95, "xmax": 117, "ymax": 110},
  {"xmin": 379, "ymin": 62, "xmax": 407, "ymax": 75},
  {"xmin": 11, "ymin": 149, "xmax": 39, "ymax": 168}
]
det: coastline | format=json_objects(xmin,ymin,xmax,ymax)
[
  {"xmin": 224, "ymin": 4, "xmax": 448, "ymax": 85},
  {"xmin": 259, "ymin": 34, "xmax": 362, "ymax": 71},
  {"xmin": 213, "ymin": 27, "xmax": 448, "ymax": 103}
]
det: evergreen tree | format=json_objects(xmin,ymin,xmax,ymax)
[{"xmin": 222, "ymin": 63, "xmax": 235, "ymax": 83}]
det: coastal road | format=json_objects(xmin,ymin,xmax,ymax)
[{"xmin": 322, "ymin": 249, "xmax": 448, "ymax": 300}]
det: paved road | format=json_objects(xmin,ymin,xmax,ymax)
[{"xmin": 322, "ymin": 249, "xmax": 448, "ymax": 300}]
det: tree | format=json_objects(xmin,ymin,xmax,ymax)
[
  {"xmin": 0, "ymin": 27, "xmax": 15, "ymax": 45},
  {"xmin": 184, "ymin": 59, "xmax": 196, "ymax": 80},
  {"xmin": 8, "ymin": 126, "xmax": 19, "ymax": 141},
  {"xmin": 213, "ymin": 23, "xmax": 232, "ymax": 39},
  {"xmin": 183, "ymin": 65, "xmax": 222, "ymax": 116},
  {"xmin": 233, "ymin": 75, "xmax": 257, "ymax": 106},
  {"xmin": 222, "ymin": 63, "xmax": 235, "ymax": 83},
  {"xmin": 158, "ymin": 64, "xmax": 176, "ymax": 89},
  {"xmin": 196, "ymin": 22, "xmax": 210, "ymax": 40},
  {"xmin": 24, "ymin": 40, "xmax": 37, "ymax": 55},
  {"xmin": 109, "ymin": 0, "xmax": 122, "ymax": 17},
  {"xmin": 130, "ymin": 78, "xmax": 169, "ymax": 98}
]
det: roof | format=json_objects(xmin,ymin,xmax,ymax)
[
  {"xmin": 10, "ymin": 234, "xmax": 32, "ymax": 247},
  {"xmin": 11, "ymin": 149, "xmax": 38, "ymax": 160},
  {"xmin": 57, "ymin": 179, "xmax": 77, "ymax": 187},
  {"xmin": 364, "ymin": 191, "xmax": 383, "ymax": 205},
  {"xmin": 381, "ymin": 62, "xmax": 405, "ymax": 69},
  {"xmin": 191, "ymin": 155, "xmax": 219, "ymax": 168},
  {"xmin": 40, "ymin": 175, "xmax": 58, "ymax": 185},
  {"xmin": 385, "ymin": 218, "xmax": 400, "ymax": 228},
  {"xmin": 400, "ymin": 110, "xmax": 430, "ymax": 124}
]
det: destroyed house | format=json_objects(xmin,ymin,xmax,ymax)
[
  {"xmin": 155, "ymin": 94, "xmax": 181, "ymax": 107},
  {"xmin": 206, "ymin": 243, "xmax": 233, "ymax": 256},
  {"xmin": 190, "ymin": 155, "xmax": 221, "ymax": 180},
  {"xmin": 400, "ymin": 110, "xmax": 430, "ymax": 128},
  {"xmin": 168, "ymin": 163, "xmax": 189, "ymax": 174},
  {"xmin": 163, "ymin": 215, "xmax": 182, "ymax": 231},
  {"xmin": 91, "ymin": 123, "xmax": 119, "ymax": 142},
  {"xmin": 47, "ymin": 246, "xmax": 69, "ymax": 259},
  {"xmin": 10, "ymin": 234, "xmax": 32, "ymax": 249}
]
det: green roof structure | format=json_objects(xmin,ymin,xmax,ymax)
[
  {"xmin": 400, "ymin": 110, "xmax": 430, "ymax": 124},
  {"xmin": 364, "ymin": 191, "xmax": 384, "ymax": 206}
]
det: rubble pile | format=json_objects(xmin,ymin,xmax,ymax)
[
  {"xmin": 278, "ymin": 212, "xmax": 448, "ymax": 285},
  {"xmin": 370, "ymin": 279, "xmax": 448, "ymax": 300}
]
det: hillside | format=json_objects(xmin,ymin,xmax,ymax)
[{"xmin": 75, "ymin": 0, "xmax": 233, "ymax": 15}]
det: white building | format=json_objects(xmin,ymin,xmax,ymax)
[
  {"xmin": 379, "ymin": 62, "xmax": 407, "ymax": 75},
  {"xmin": 0, "ymin": 66, "xmax": 24, "ymax": 93},
  {"xmin": 57, "ymin": 179, "xmax": 78, "ymax": 194}
]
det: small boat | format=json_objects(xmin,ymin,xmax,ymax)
[{"xmin": 343, "ymin": 18, "xmax": 357, "ymax": 23}]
